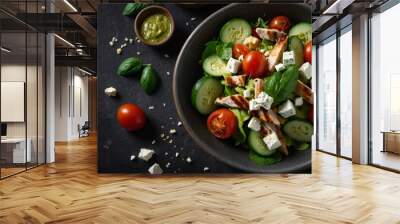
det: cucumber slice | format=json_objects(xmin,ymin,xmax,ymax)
[
  {"xmin": 203, "ymin": 55, "xmax": 229, "ymax": 77},
  {"xmin": 248, "ymin": 130, "xmax": 276, "ymax": 156},
  {"xmin": 297, "ymin": 143, "xmax": 310, "ymax": 151},
  {"xmin": 191, "ymin": 77, "xmax": 223, "ymax": 115},
  {"xmin": 288, "ymin": 23, "xmax": 312, "ymax": 45},
  {"xmin": 288, "ymin": 36, "xmax": 304, "ymax": 67},
  {"xmin": 220, "ymin": 18, "xmax": 252, "ymax": 44},
  {"xmin": 283, "ymin": 119, "xmax": 313, "ymax": 142}
]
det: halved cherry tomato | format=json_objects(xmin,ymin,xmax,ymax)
[
  {"xmin": 269, "ymin": 16, "xmax": 291, "ymax": 32},
  {"xmin": 304, "ymin": 41, "xmax": 312, "ymax": 63},
  {"xmin": 207, "ymin": 108, "xmax": 237, "ymax": 139},
  {"xmin": 117, "ymin": 103, "xmax": 146, "ymax": 131},
  {"xmin": 242, "ymin": 51, "xmax": 267, "ymax": 78},
  {"xmin": 232, "ymin": 43, "xmax": 249, "ymax": 59}
]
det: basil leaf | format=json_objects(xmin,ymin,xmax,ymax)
[
  {"xmin": 264, "ymin": 65, "xmax": 299, "ymax": 104},
  {"xmin": 216, "ymin": 42, "xmax": 233, "ymax": 61}
]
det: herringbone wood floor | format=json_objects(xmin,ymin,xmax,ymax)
[{"xmin": 1, "ymin": 135, "xmax": 400, "ymax": 224}]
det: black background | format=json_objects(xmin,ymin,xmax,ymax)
[{"xmin": 97, "ymin": 4, "xmax": 242, "ymax": 173}]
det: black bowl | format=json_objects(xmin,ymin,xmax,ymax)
[{"xmin": 173, "ymin": 3, "xmax": 312, "ymax": 173}]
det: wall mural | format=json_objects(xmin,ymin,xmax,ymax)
[{"xmin": 97, "ymin": 3, "xmax": 313, "ymax": 174}]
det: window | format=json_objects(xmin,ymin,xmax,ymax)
[
  {"xmin": 339, "ymin": 26, "xmax": 352, "ymax": 158},
  {"xmin": 317, "ymin": 35, "xmax": 337, "ymax": 154},
  {"xmin": 370, "ymin": 2, "xmax": 400, "ymax": 171}
]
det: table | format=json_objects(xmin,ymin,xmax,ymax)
[
  {"xmin": 381, "ymin": 131, "xmax": 400, "ymax": 154},
  {"xmin": 1, "ymin": 138, "xmax": 31, "ymax": 163}
]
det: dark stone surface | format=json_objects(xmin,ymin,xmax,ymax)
[{"xmin": 97, "ymin": 4, "xmax": 241, "ymax": 173}]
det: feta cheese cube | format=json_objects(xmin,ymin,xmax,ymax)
[
  {"xmin": 226, "ymin": 57, "xmax": 241, "ymax": 74},
  {"xmin": 148, "ymin": 163, "xmax": 163, "ymax": 175},
  {"xmin": 278, "ymin": 100, "xmax": 296, "ymax": 118},
  {"xmin": 247, "ymin": 117, "xmax": 261, "ymax": 131},
  {"xmin": 243, "ymin": 89, "xmax": 252, "ymax": 99},
  {"xmin": 263, "ymin": 131, "xmax": 282, "ymax": 150},
  {"xmin": 243, "ymin": 36, "xmax": 260, "ymax": 50},
  {"xmin": 255, "ymin": 92, "xmax": 273, "ymax": 110},
  {"xmin": 116, "ymin": 48, "xmax": 122, "ymax": 55},
  {"xmin": 104, "ymin": 87, "xmax": 117, "ymax": 97},
  {"xmin": 283, "ymin": 51, "xmax": 296, "ymax": 66},
  {"xmin": 130, "ymin": 155, "xmax": 136, "ymax": 160},
  {"xmin": 249, "ymin": 99, "xmax": 261, "ymax": 111},
  {"xmin": 138, "ymin": 148, "xmax": 155, "ymax": 161},
  {"xmin": 299, "ymin": 62, "xmax": 312, "ymax": 80},
  {"xmin": 295, "ymin": 97, "xmax": 303, "ymax": 106},
  {"xmin": 275, "ymin": 63, "xmax": 285, "ymax": 72}
]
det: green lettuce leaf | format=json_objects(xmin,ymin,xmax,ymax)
[{"xmin": 230, "ymin": 109, "xmax": 250, "ymax": 145}]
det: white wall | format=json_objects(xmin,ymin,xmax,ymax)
[{"xmin": 54, "ymin": 67, "xmax": 89, "ymax": 141}]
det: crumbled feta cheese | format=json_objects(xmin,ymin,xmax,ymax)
[
  {"xmin": 255, "ymin": 92, "xmax": 273, "ymax": 110},
  {"xmin": 278, "ymin": 100, "xmax": 296, "ymax": 118},
  {"xmin": 186, "ymin": 157, "xmax": 192, "ymax": 163},
  {"xmin": 148, "ymin": 163, "xmax": 163, "ymax": 175},
  {"xmin": 169, "ymin": 129, "xmax": 176, "ymax": 134},
  {"xmin": 263, "ymin": 131, "xmax": 282, "ymax": 150},
  {"xmin": 166, "ymin": 162, "xmax": 171, "ymax": 168},
  {"xmin": 130, "ymin": 155, "xmax": 136, "ymax": 160},
  {"xmin": 299, "ymin": 62, "xmax": 312, "ymax": 80},
  {"xmin": 247, "ymin": 117, "xmax": 261, "ymax": 131},
  {"xmin": 121, "ymin": 43, "xmax": 127, "ymax": 48},
  {"xmin": 275, "ymin": 63, "xmax": 285, "ymax": 72},
  {"xmin": 175, "ymin": 152, "xmax": 180, "ymax": 158},
  {"xmin": 295, "ymin": 97, "xmax": 303, "ymax": 106},
  {"xmin": 177, "ymin": 121, "xmax": 182, "ymax": 126},
  {"xmin": 243, "ymin": 36, "xmax": 260, "ymax": 50},
  {"xmin": 109, "ymin": 41, "xmax": 114, "ymax": 47},
  {"xmin": 226, "ymin": 57, "xmax": 241, "ymax": 74},
  {"xmin": 249, "ymin": 99, "xmax": 261, "ymax": 111},
  {"xmin": 104, "ymin": 87, "xmax": 117, "ymax": 97},
  {"xmin": 243, "ymin": 89, "xmax": 252, "ymax": 99},
  {"xmin": 203, "ymin": 167, "xmax": 209, "ymax": 172},
  {"xmin": 116, "ymin": 48, "xmax": 122, "ymax": 55},
  {"xmin": 283, "ymin": 51, "xmax": 296, "ymax": 66},
  {"xmin": 148, "ymin": 106, "xmax": 155, "ymax": 110},
  {"xmin": 138, "ymin": 148, "xmax": 155, "ymax": 161}
]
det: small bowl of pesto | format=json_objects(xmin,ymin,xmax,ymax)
[{"xmin": 134, "ymin": 6, "xmax": 175, "ymax": 46}]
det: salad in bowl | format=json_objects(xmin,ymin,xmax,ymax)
[{"xmin": 190, "ymin": 15, "xmax": 314, "ymax": 165}]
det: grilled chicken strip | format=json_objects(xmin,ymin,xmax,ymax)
[
  {"xmin": 253, "ymin": 78, "xmax": 264, "ymax": 97},
  {"xmin": 296, "ymin": 80, "xmax": 313, "ymax": 104},
  {"xmin": 224, "ymin": 75, "xmax": 247, "ymax": 87},
  {"xmin": 261, "ymin": 123, "xmax": 289, "ymax": 156},
  {"xmin": 256, "ymin": 108, "xmax": 281, "ymax": 127},
  {"xmin": 255, "ymin": 28, "xmax": 286, "ymax": 42},
  {"xmin": 268, "ymin": 36, "xmax": 288, "ymax": 72},
  {"xmin": 215, "ymin": 94, "xmax": 249, "ymax": 110}
]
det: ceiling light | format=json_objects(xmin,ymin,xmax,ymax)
[
  {"xmin": 1, "ymin": 47, "xmax": 11, "ymax": 53},
  {"xmin": 63, "ymin": 0, "xmax": 78, "ymax": 12},
  {"xmin": 78, "ymin": 67, "xmax": 93, "ymax": 76},
  {"xmin": 54, "ymin": 34, "xmax": 75, "ymax": 48}
]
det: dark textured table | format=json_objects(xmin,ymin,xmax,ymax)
[{"xmin": 97, "ymin": 4, "xmax": 241, "ymax": 173}]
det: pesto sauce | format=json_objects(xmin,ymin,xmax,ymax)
[{"xmin": 140, "ymin": 14, "xmax": 171, "ymax": 44}]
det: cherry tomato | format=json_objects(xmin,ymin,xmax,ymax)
[
  {"xmin": 117, "ymin": 103, "xmax": 146, "ymax": 131},
  {"xmin": 242, "ymin": 51, "xmax": 268, "ymax": 78},
  {"xmin": 308, "ymin": 106, "xmax": 314, "ymax": 123},
  {"xmin": 304, "ymin": 41, "xmax": 312, "ymax": 63},
  {"xmin": 207, "ymin": 108, "xmax": 237, "ymax": 139},
  {"xmin": 269, "ymin": 16, "xmax": 291, "ymax": 32},
  {"xmin": 232, "ymin": 43, "xmax": 249, "ymax": 59}
]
